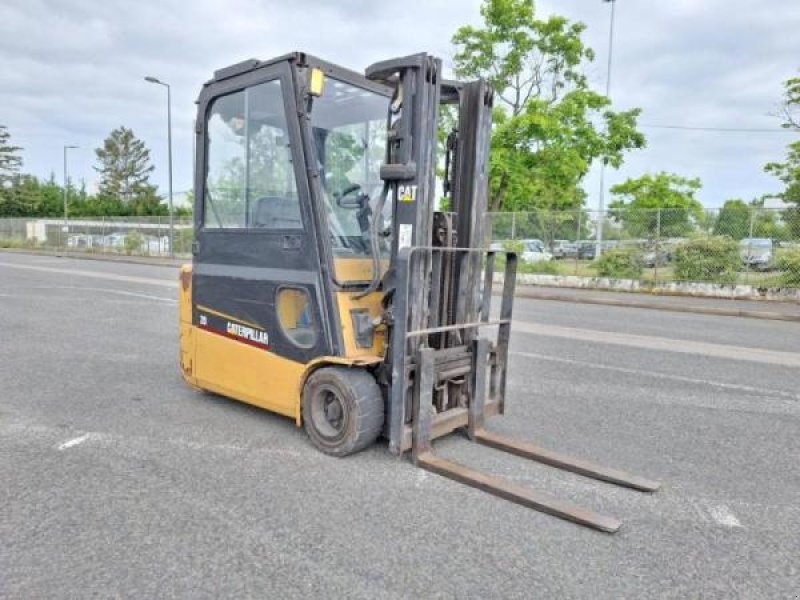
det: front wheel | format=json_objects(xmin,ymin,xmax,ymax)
[{"xmin": 302, "ymin": 367, "xmax": 384, "ymax": 457}]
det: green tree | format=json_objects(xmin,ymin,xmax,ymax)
[
  {"xmin": 713, "ymin": 199, "xmax": 750, "ymax": 239},
  {"xmin": 181, "ymin": 190, "xmax": 193, "ymax": 215},
  {"xmin": 777, "ymin": 75, "xmax": 800, "ymax": 131},
  {"xmin": 712, "ymin": 198, "xmax": 786, "ymax": 241},
  {"xmin": 0, "ymin": 166, "xmax": 173, "ymax": 218},
  {"xmin": 608, "ymin": 172, "xmax": 703, "ymax": 238},
  {"xmin": 94, "ymin": 126, "xmax": 160, "ymax": 206},
  {"xmin": 0, "ymin": 125, "xmax": 23, "ymax": 182},
  {"xmin": 766, "ymin": 73, "xmax": 800, "ymax": 237},
  {"xmin": 785, "ymin": 206, "xmax": 800, "ymax": 238},
  {"xmin": 452, "ymin": 0, "xmax": 645, "ymax": 211},
  {"xmin": 36, "ymin": 174, "xmax": 65, "ymax": 216},
  {"xmin": 0, "ymin": 174, "xmax": 38, "ymax": 216},
  {"xmin": 69, "ymin": 192, "xmax": 129, "ymax": 217},
  {"xmin": 129, "ymin": 194, "xmax": 168, "ymax": 216},
  {"xmin": 0, "ymin": 126, "xmax": 24, "ymax": 213},
  {"xmin": 323, "ymin": 130, "xmax": 366, "ymax": 192},
  {"xmin": 510, "ymin": 208, "xmax": 589, "ymax": 244},
  {"xmin": 0, "ymin": 174, "xmax": 64, "ymax": 218},
  {"xmin": 751, "ymin": 198, "xmax": 788, "ymax": 240},
  {"xmin": 765, "ymin": 141, "xmax": 800, "ymax": 207}
]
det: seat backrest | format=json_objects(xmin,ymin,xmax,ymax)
[{"xmin": 252, "ymin": 196, "xmax": 302, "ymax": 229}]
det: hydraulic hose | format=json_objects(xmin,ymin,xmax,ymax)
[{"xmin": 353, "ymin": 182, "xmax": 389, "ymax": 299}]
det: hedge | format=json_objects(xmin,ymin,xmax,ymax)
[
  {"xmin": 594, "ymin": 247, "xmax": 644, "ymax": 280},
  {"xmin": 673, "ymin": 236, "xmax": 739, "ymax": 284}
]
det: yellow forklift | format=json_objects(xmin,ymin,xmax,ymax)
[{"xmin": 179, "ymin": 52, "xmax": 659, "ymax": 532}]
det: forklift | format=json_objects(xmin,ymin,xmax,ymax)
[{"xmin": 179, "ymin": 51, "xmax": 660, "ymax": 532}]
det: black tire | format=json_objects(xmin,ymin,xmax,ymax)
[{"xmin": 302, "ymin": 367, "xmax": 384, "ymax": 457}]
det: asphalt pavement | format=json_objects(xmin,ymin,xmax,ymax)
[{"xmin": 1, "ymin": 253, "xmax": 798, "ymax": 599}]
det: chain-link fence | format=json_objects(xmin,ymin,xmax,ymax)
[
  {"xmin": 487, "ymin": 207, "xmax": 800, "ymax": 288},
  {"xmin": 2, "ymin": 209, "xmax": 800, "ymax": 289},
  {"xmin": 0, "ymin": 216, "xmax": 194, "ymax": 258}
]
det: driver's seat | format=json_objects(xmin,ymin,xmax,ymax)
[{"xmin": 252, "ymin": 196, "xmax": 302, "ymax": 229}]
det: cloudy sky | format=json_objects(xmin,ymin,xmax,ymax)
[{"xmin": 1, "ymin": 0, "xmax": 798, "ymax": 209}]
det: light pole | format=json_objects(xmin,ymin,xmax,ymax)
[
  {"xmin": 145, "ymin": 75, "xmax": 175, "ymax": 256},
  {"xmin": 63, "ymin": 145, "xmax": 78, "ymax": 234},
  {"xmin": 596, "ymin": 0, "xmax": 617, "ymax": 258}
]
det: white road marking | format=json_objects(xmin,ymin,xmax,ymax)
[
  {"xmin": 0, "ymin": 261, "xmax": 177, "ymax": 288},
  {"xmin": 92, "ymin": 289, "xmax": 177, "ymax": 304},
  {"xmin": 513, "ymin": 321, "xmax": 800, "ymax": 368},
  {"xmin": 709, "ymin": 505, "xmax": 743, "ymax": 528},
  {"xmin": 57, "ymin": 433, "xmax": 92, "ymax": 450},
  {"xmin": 510, "ymin": 351, "xmax": 800, "ymax": 402},
  {"xmin": 5, "ymin": 420, "xmax": 307, "ymax": 459},
  {"xmin": 415, "ymin": 470, "xmax": 429, "ymax": 488},
  {"xmin": 20, "ymin": 285, "xmax": 176, "ymax": 304},
  {"xmin": 505, "ymin": 471, "xmax": 781, "ymax": 528}
]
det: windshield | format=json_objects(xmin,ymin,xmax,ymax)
[{"xmin": 309, "ymin": 77, "xmax": 390, "ymax": 281}]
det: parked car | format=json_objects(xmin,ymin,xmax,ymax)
[
  {"xmin": 550, "ymin": 239, "xmax": 578, "ymax": 259},
  {"xmin": 67, "ymin": 234, "xmax": 91, "ymax": 249},
  {"xmin": 577, "ymin": 241, "xmax": 596, "ymax": 260},
  {"xmin": 519, "ymin": 239, "xmax": 553, "ymax": 262},
  {"xmin": 487, "ymin": 239, "xmax": 554, "ymax": 262},
  {"xmin": 642, "ymin": 249, "xmax": 670, "ymax": 267},
  {"xmin": 520, "ymin": 239, "xmax": 553, "ymax": 262},
  {"xmin": 739, "ymin": 238, "xmax": 774, "ymax": 270}
]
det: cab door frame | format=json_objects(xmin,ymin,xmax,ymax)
[{"xmin": 192, "ymin": 58, "xmax": 344, "ymax": 379}]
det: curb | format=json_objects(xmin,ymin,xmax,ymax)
[
  {"xmin": 0, "ymin": 248, "xmax": 185, "ymax": 268},
  {"xmin": 508, "ymin": 286, "xmax": 800, "ymax": 323}
]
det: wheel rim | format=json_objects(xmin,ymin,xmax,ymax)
[{"xmin": 310, "ymin": 384, "xmax": 347, "ymax": 441}]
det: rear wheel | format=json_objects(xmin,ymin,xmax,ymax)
[{"xmin": 302, "ymin": 367, "xmax": 384, "ymax": 457}]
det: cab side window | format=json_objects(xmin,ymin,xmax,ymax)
[
  {"xmin": 277, "ymin": 287, "xmax": 317, "ymax": 348},
  {"xmin": 204, "ymin": 80, "xmax": 301, "ymax": 229}
]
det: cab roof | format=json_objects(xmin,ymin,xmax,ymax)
[{"xmin": 206, "ymin": 51, "xmax": 387, "ymax": 95}]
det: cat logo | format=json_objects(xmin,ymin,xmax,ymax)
[{"xmin": 398, "ymin": 184, "xmax": 417, "ymax": 203}]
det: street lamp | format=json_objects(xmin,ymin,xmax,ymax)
[
  {"xmin": 63, "ymin": 145, "xmax": 79, "ymax": 233},
  {"xmin": 144, "ymin": 75, "xmax": 175, "ymax": 256},
  {"xmin": 596, "ymin": 0, "xmax": 617, "ymax": 258}
]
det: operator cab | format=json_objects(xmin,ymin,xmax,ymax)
[
  {"xmin": 200, "ymin": 54, "xmax": 392, "ymax": 289},
  {"xmin": 191, "ymin": 54, "xmax": 395, "ymax": 389}
]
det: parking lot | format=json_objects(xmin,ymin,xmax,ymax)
[{"xmin": 1, "ymin": 252, "xmax": 799, "ymax": 598}]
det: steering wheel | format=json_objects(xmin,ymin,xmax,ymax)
[{"xmin": 334, "ymin": 184, "xmax": 365, "ymax": 208}]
